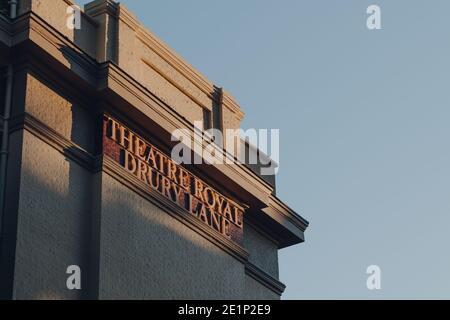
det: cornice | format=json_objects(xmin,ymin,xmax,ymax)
[
  {"xmin": 62, "ymin": 0, "xmax": 76, "ymax": 6},
  {"xmin": 269, "ymin": 195, "xmax": 309, "ymax": 232},
  {"xmin": 23, "ymin": 11, "xmax": 99, "ymax": 86},
  {"xmin": 84, "ymin": 0, "xmax": 119, "ymax": 18},
  {"xmin": 245, "ymin": 263, "xmax": 286, "ymax": 296},
  {"xmin": 9, "ymin": 113, "xmax": 95, "ymax": 172}
]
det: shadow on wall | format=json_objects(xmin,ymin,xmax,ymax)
[
  {"xmin": 96, "ymin": 174, "xmax": 247, "ymax": 300},
  {"xmin": 13, "ymin": 144, "xmax": 92, "ymax": 300},
  {"xmin": 16, "ymin": 153, "xmax": 248, "ymax": 300}
]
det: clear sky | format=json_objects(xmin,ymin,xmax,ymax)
[{"xmin": 77, "ymin": 0, "xmax": 450, "ymax": 299}]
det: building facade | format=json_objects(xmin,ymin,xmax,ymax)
[{"xmin": 0, "ymin": 0, "xmax": 308, "ymax": 300}]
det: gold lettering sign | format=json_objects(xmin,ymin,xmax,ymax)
[{"xmin": 102, "ymin": 115, "xmax": 245, "ymax": 244}]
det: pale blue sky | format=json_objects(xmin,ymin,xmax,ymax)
[{"xmin": 78, "ymin": 0, "xmax": 450, "ymax": 299}]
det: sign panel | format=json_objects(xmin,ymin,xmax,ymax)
[{"xmin": 103, "ymin": 115, "xmax": 245, "ymax": 244}]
